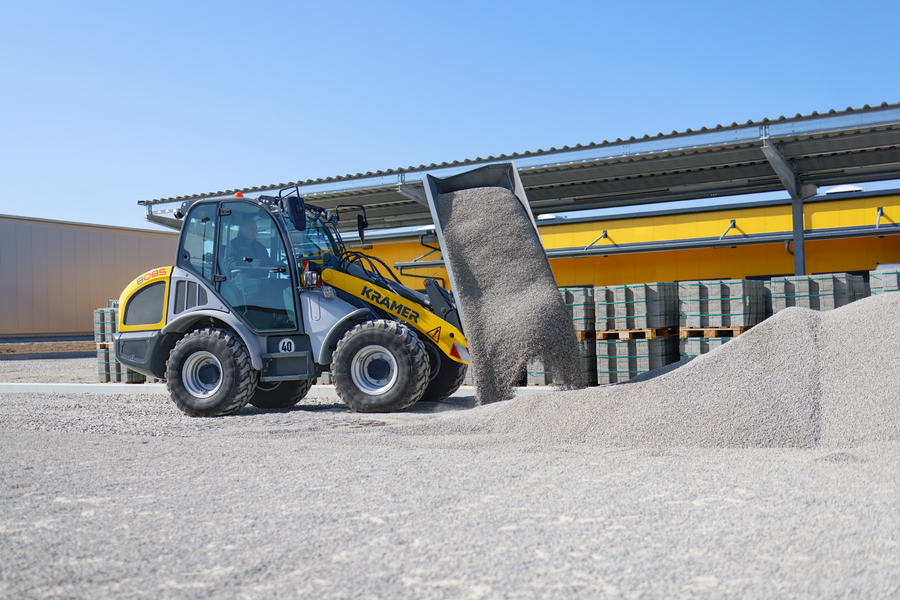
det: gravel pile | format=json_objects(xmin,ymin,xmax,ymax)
[
  {"xmin": 408, "ymin": 292, "xmax": 900, "ymax": 449},
  {"xmin": 437, "ymin": 186, "xmax": 584, "ymax": 404}
]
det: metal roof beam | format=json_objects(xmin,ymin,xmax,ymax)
[
  {"xmin": 397, "ymin": 184, "xmax": 428, "ymax": 207},
  {"xmin": 760, "ymin": 137, "xmax": 819, "ymax": 200}
]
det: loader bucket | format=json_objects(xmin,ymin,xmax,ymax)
[{"xmin": 422, "ymin": 162, "xmax": 538, "ymax": 332}]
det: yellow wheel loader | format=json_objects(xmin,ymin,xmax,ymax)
[
  {"xmin": 115, "ymin": 187, "xmax": 470, "ymax": 416},
  {"xmin": 116, "ymin": 162, "xmax": 530, "ymax": 417}
]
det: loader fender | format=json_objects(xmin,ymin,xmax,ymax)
[
  {"xmin": 162, "ymin": 310, "xmax": 267, "ymax": 372},
  {"xmin": 321, "ymin": 268, "xmax": 471, "ymax": 365}
]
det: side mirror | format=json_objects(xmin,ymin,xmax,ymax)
[
  {"xmin": 357, "ymin": 213, "xmax": 368, "ymax": 244},
  {"xmin": 283, "ymin": 196, "xmax": 306, "ymax": 231}
]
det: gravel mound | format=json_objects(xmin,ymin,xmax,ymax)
[
  {"xmin": 410, "ymin": 292, "xmax": 900, "ymax": 448},
  {"xmin": 437, "ymin": 186, "xmax": 584, "ymax": 404}
]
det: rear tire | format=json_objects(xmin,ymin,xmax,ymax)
[
  {"xmin": 332, "ymin": 320, "xmax": 430, "ymax": 412},
  {"xmin": 165, "ymin": 328, "xmax": 258, "ymax": 417},
  {"xmin": 417, "ymin": 335, "xmax": 468, "ymax": 403},
  {"xmin": 250, "ymin": 379, "xmax": 314, "ymax": 409}
]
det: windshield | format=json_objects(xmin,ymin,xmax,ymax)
[{"xmin": 277, "ymin": 211, "xmax": 338, "ymax": 264}]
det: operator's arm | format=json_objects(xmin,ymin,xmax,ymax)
[
  {"xmin": 225, "ymin": 239, "xmax": 242, "ymax": 267},
  {"xmin": 252, "ymin": 241, "xmax": 275, "ymax": 266}
]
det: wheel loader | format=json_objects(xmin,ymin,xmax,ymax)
[{"xmin": 116, "ymin": 162, "xmax": 531, "ymax": 416}]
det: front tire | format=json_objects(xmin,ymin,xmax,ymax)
[
  {"xmin": 249, "ymin": 379, "xmax": 314, "ymax": 409},
  {"xmin": 165, "ymin": 328, "xmax": 258, "ymax": 417},
  {"xmin": 332, "ymin": 320, "xmax": 430, "ymax": 412},
  {"xmin": 417, "ymin": 335, "xmax": 468, "ymax": 403}
]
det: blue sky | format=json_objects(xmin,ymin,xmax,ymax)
[{"xmin": 1, "ymin": 0, "xmax": 898, "ymax": 231}]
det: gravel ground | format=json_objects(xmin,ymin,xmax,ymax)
[
  {"xmin": 0, "ymin": 357, "xmax": 98, "ymax": 383},
  {"xmin": 2, "ymin": 295, "xmax": 899, "ymax": 598}
]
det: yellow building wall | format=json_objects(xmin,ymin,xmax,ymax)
[{"xmin": 362, "ymin": 194, "xmax": 900, "ymax": 290}]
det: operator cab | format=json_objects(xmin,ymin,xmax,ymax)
[{"xmin": 177, "ymin": 199, "xmax": 298, "ymax": 332}]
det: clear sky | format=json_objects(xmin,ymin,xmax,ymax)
[{"xmin": 1, "ymin": 0, "xmax": 898, "ymax": 232}]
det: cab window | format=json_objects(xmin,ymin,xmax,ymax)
[
  {"xmin": 177, "ymin": 204, "xmax": 217, "ymax": 281},
  {"xmin": 216, "ymin": 202, "xmax": 296, "ymax": 331}
]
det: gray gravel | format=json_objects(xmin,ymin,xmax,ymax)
[
  {"xmin": 2, "ymin": 294, "xmax": 900, "ymax": 597},
  {"xmin": 0, "ymin": 357, "xmax": 97, "ymax": 383},
  {"xmin": 420, "ymin": 292, "xmax": 900, "ymax": 449},
  {"xmin": 437, "ymin": 186, "xmax": 584, "ymax": 404}
]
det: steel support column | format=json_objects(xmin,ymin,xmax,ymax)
[{"xmin": 760, "ymin": 134, "xmax": 819, "ymax": 275}]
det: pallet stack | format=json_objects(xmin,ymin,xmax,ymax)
[
  {"xmin": 94, "ymin": 306, "xmax": 147, "ymax": 383},
  {"xmin": 594, "ymin": 282, "xmax": 679, "ymax": 384},
  {"xmin": 869, "ymin": 269, "xmax": 900, "ymax": 295},
  {"xmin": 677, "ymin": 279, "xmax": 766, "ymax": 359},
  {"xmin": 527, "ymin": 286, "xmax": 598, "ymax": 386},
  {"xmin": 764, "ymin": 273, "xmax": 866, "ymax": 314}
]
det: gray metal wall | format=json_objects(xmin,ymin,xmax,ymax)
[{"xmin": 0, "ymin": 215, "xmax": 177, "ymax": 337}]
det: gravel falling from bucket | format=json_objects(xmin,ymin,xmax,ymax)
[{"xmin": 437, "ymin": 186, "xmax": 585, "ymax": 405}]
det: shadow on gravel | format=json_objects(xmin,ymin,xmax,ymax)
[
  {"xmin": 232, "ymin": 394, "xmax": 481, "ymax": 418},
  {"xmin": 411, "ymin": 395, "xmax": 479, "ymax": 413}
]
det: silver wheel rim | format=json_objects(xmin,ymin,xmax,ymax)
[
  {"xmin": 182, "ymin": 351, "xmax": 223, "ymax": 398},
  {"xmin": 350, "ymin": 345, "xmax": 398, "ymax": 395}
]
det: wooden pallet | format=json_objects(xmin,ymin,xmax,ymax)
[
  {"xmin": 679, "ymin": 326, "xmax": 752, "ymax": 339},
  {"xmin": 574, "ymin": 330, "xmax": 597, "ymax": 341},
  {"xmin": 596, "ymin": 326, "xmax": 677, "ymax": 341}
]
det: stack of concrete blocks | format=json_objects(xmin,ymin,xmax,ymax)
[
  {"xmin": 765, "ymin": 274, "xmax": 866, "ymax": 314},
  {"xmin": 527, "ymin": 287, "xmax": 598, "ymax": 386},
  {"xmin": 561, "ymin": 286, "xmax": 595, "ymax": 332},
  {"xmin": 679, "ymin": 337, "xmax": 732, "ymax": 360},
  {"xmin": 594, "ymin": 282, "xmax": 678, "ymax": 330},
  {"xmin": 95, "ymin": 307, "xmax": 146, "ymax": 383},
  {"xmin": 869, "ymin": 269, "xmax": 900, "ymax": 294},
  {"xmin": 591, "ymin": 282, "xmax": 679, "ymax": 385},
  {"xmin": 596, "ymin": 337, "xmax": 676, "ymax": 385},
  {"xmin": 677, "ymin": 279, "xmax": 766, "ymax": 328},
  {"xmin": 317, "ymin": 372, "xmax": 333, "ymax": 385},
  {"xmin": 526, "ymin": 341, "xmax": 597, "ymax": 386}
]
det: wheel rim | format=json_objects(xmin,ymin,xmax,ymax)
[
  {"xmin": 256, "ymin": 381, "xmax": 281, "ymax": 392},
  {"xmin": 350, "ymin": 345, "xmax": 398, "ymax": 395},
  {"xmin": 182, "ymin": 351, "xmax": 223, "ymax": 398}
]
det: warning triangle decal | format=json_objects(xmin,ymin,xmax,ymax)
[{"xmin": 426, "ymin": 326, "xmax": 441, "ymax": 343}]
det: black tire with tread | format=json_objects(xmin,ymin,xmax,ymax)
[
  {"xmin": 249, "ymin": 379, "xmax": 314, "ymax": 409},
  {"xmin": 332, "ymin": 320, "xmax": 430, "ymax": 412},
  {"xmin": 165, "ymin": 328, "xmax": 258, "ymax": 417},
  {"xmin": 417, "ymin": 335, "xmax": 468, "ymax": 403}
]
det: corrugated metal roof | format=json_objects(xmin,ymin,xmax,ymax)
[{"xmin": 142, "ymin": 102, "xmax": 900, "ymax": 231}]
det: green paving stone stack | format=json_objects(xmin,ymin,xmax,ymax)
[
  {"xmin": 677, "ymin": 279, "xmax": 766, "ymax": 328},
  {"xmin": 679, "ymin": 337, "xmax": 732, "ymax": 359},
  {"xmin": 594, "ymin": 282, "xmax": 678, "ymax": 330},
  {"xmin": 560, "ymin": 286, "xmax": 595, "ymax": 332},
  {"xmin": 95, "ymin": 305, "xmax": 147, "ymax": 383},
  {"xmin": 765, "ymin": 273, "xmax": 866, "ymax": 313},
  {"xmin": 596, "ymin": 337, "xmax": 675, "ymax": 385},
  {"xmin": 869, "ymin": 269, "xmax": 900, "ymax": 294},
  {"xmin": 527, "ymin": 337, "xmax": 597, "ymax": 387}
]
